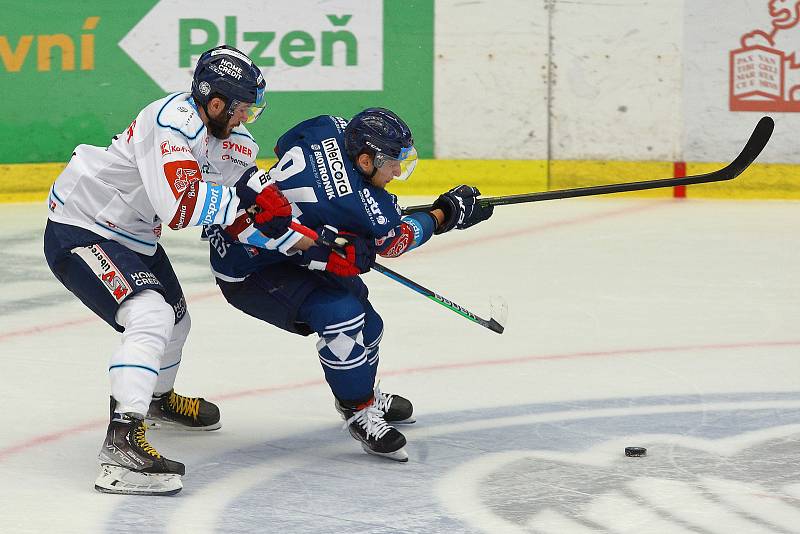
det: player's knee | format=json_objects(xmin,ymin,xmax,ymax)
[
  {"xmin": 116, "ymin": 290, "xmax": 175, "ymax": 352},
  {"xmin": 316, "ymin": 294, "xmax": 365, "ymax": 335},
  {"xmin": 363, "ymin": 309, "xmax": 383, "ymax": 348},
  {"xmin": 172, "ymin": 312, "xmax": 191, "ymax": 344},
  {"xmin": 313, "ymin": 294, "xmax": 368, "ymax": 365}
]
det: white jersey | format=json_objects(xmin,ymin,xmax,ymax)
[{"xmin": 47, "ymin": 92, "xmax": 260, "ymax": 255}]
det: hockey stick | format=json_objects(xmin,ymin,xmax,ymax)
[
  {"xmin": 289, "ymin": 222, "xmax": 508, "ymax": 334},
  {"xmin": 402, "ymin": 116, "xmax": 775, "ymax": 214}
]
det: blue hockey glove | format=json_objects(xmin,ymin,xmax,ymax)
[
  {"xmin": 235, "ymin": 166, "xmax": 292, "ymax": 238},
  {"xmin": 303, "ymin": 226, "xmax": 376, "ymax": 277},
  {"xmin": 234, "ymin": 166, "xmax": 264, "ymax": 210},
  {"xmin": 432, "ymin": 185, "xmax": 494, "ymax": 234}
]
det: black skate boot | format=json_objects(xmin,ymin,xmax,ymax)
[
  {"xmin": 338, "ymin": 394, "xmax": 408, "ymax": 462},
  {"xmin": 95, "ymin": 407, "xmax": 185, "ymax": 496},
  {"xmin": 336, "ymin": 383, "xmax": 415, "ymax": 424},
  {"xmin": 147, "ymin": 389, "xmax": 221, "ymax": 431}
]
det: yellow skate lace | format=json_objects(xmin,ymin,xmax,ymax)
[
  {"xmin": 133, "ymin": 422, "xmax": 162, "ymax": 459},
  {"xmin": 168, "ymin": 391, "xmax": 200, "ymax": 420}
]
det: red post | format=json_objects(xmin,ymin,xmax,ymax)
[{"xmin": 673, "ymin": 161, "xmax": 687, "ymax": 198}]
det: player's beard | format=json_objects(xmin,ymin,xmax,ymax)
[{"xmin": 207, "ymin": 108, "xmax": 232, "ymax": 140}]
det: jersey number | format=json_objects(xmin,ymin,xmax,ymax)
[{"xmin": 269, "ymin": 146, "xmax": 318, "ymax": 219}]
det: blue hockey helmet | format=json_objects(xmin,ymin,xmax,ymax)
[
  {"xmin": 191, "ymin": 45, "xmax": 266, "ymax": 123},
  {"xmin": 344, "ymin": 107, "xmax": 418, "ymax": 180}
]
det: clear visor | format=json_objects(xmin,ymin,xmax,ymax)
[
  {"xmin": 232, "ymin": 85, "xmax": 267, "ymax": 124},
  {"xmin": 373, "ymin": 145, "xmax": 418, "ymax": 181}
]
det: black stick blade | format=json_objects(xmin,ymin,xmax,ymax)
[
  {"xmin": 488, "ymin": 296, "xmax": 508, "ymax": 334},
  {"xmin": 713, "ymin": 115, "xmax": 774, "ymax": 182}
]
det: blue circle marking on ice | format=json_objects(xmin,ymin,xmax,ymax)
[{"xmin": 106, "ymin": 391, "xmax": 800, "ymax": 534}]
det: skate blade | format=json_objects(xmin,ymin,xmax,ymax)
[
  {"xmin": 94, "ymin": 464, "xmax": 183, "ymax": 496},
  {"xmin": 146, "ymin": 418, "xmax": 222, "ymax": 432},
  {"xmin": 361, "ymin": 444, "xmax": 409, "ymax": 462},
  {"xmin": 389, "ymin": 416, "xmax": 416, "ymax": 425}
]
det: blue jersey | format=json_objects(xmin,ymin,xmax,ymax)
[
  {"xmin": 270, "ymin": 115, "xmax": 403, "ymax": 236},
  {"xmin": 208, "ymin": 115, "xmax": 435, "ymax": 282}
]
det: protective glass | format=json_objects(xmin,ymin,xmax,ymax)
[
  {"xmin": 374, "ymin": 145, "xmax": 418, "ymax": 181},
  {"xmin": 245, "ymin": 84, "xmax": 267, "ymax": 123},
  {"xmin": 231, "ymin": 84, "xmax": 267, "ymax": 124}
]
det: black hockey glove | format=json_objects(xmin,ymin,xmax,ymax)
[{"xmin": 432, "ymin": 185, "xmax": 494, "ymax": 234}]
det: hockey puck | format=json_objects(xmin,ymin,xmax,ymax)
[{"xmin": 625, "ymin": 447, "xmax": 647, "ymax": 457}]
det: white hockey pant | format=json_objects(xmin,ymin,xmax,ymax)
[{"xmin": 110, "ymin": 289, "xmax": 188, "ymax": 415}]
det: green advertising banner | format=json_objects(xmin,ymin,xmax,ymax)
[{"xmin": 0, "ymin": 0, "xmax": 433, "ymax": 164}]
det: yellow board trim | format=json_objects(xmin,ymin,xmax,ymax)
[
  {"xmin": 0, "ymin": 163, "xmax": 66, "ymax": 203},
  {"xmin": 3, "ymin": 159, "xmax": 800, "ymax": 204}
]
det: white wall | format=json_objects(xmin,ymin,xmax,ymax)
[
  {"xmin": 550, "ymin": 0, "xmax": 683, "ymax": 161},
  {"xmin": 684, "ymin": 0, "xmax": 800, "ymax": 163},
  {"xmin": 434, "ymin": 0, "xmax": 548, "ymax": 159},
  {"xmin": 435, "ymin": 0, "xmax": 798, "ymax": 163}
]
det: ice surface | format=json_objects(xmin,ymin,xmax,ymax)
[{"xmin": 1, "ymin": 198, "xmax": 798, "ymax": 533}]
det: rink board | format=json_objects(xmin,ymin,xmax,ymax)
[{"xmin": 3, "ymin": 158, "xmax": 800, "ymax": 204}]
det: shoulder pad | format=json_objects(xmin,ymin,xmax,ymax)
[
  {"xmin": 226, "ymin": 126, "xmax": 260, "ymax": 162},
  {"xmin": 156, "ymin": 93, "xmax": 205, "ymax": 140},
  {"xmin": 358, "ymin": 186, "xmax": 402, "ymax": 234},
  {"xmin": 229, "ymin": 124, "xmax": 257, "ymax": 144},
  {"xmin": 327, "ymin": 115, "xmax": 349, "ymax": 133}
]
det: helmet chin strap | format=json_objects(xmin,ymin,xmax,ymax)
[
  {"xmin": 357, "ymin": 155, "xmax": 380, "ymax": 183},
  {"xmin": 362, "ymin": 166, "xmax": 379, "ymax": 187}
]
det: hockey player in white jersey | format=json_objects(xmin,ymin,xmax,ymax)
[{"xmin": 43, "ymin": 45, "xmax": 298, "ymax": 495}]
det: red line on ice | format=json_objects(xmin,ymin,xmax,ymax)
[
  {"xmin": 1, "ymin": 338, "xmax": 798, "ymax": 462},
  {"xmin": 0, "ymin": 290, "xmax": 221, "ymax": 342},
  {"xmin": 0, "ymin": 201, "xmax": 663, "ymax": 343},
  {"xmin": 0, "ymin": 199, "xmax": 704, "ymax": 461}
]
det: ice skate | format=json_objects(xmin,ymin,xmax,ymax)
[
  {"xmin": 338, "ymin": 394, "xmax": 408, "ymax": 462},
  {"xmin": 146, "ymin": 389, "xmax": 221, "ymax": 431},
  {"xmin": 336, "ymin": 384, "xmax": 415, "ymax": 424},
  {"xmin": 95, "ymin": 412, "xmax": 185, "ymax": 496}
]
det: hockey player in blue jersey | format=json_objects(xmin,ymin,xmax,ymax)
[{"xmin": 207, "ymin": 108, "xmax": 493, "ymax": 461}]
